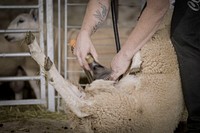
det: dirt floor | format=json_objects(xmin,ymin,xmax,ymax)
[
  {"xmin": 0, "ymin": 105, "xmax": 73, "ymax": 133},
  {"xmin": 0, "ymin": 105, "xmax": 188, "ymax": 133}
]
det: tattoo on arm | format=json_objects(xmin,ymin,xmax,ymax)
[{"xmin": 92, "ymin": 2, "xmax": 108, "ymax": 34}]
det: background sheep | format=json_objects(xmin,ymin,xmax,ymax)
[
  {"xmin": 0, "ymin": 36, "xmax": 26, "ymax": 77},
  {"xmin": 4, "ymin": 9, "xmax": 133, "ymax": 96},
  {"xmin": 4, "ymin": 9, "xmax": 80, "ymax": 83},
  {"xmin": 26, "ymin": 11, "xmax": 184, "ymax": 133},
  {"xmin": 0, "ymin": 34, "xmax": 38, "ymax": 99},
  {"xmin": 0, "ymin": 66, "xmax": 36, "ymax": 100},
  {"xmin": 4, "ymin": 9, "xmax": 65, "ymax": 99}
]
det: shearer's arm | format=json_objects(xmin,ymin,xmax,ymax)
[
  {"xmin": 74, "ymin": 0, "xmax": 111, "ymax": 70},
  {"xmin": 110, "ymin": 0, "xmax": 170, "ymax": 80}
]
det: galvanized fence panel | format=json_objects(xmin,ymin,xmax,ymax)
[
  {"xmin": 46, "ymin": 0, "xmax": 55, "ymax": 112},
  {"xmin": 0, "ymin": 0, "xmax": 49, "ymax": 109},
  {"xmin": 0, "ymin": 0, "xmax": 143, "ymax": 112}
]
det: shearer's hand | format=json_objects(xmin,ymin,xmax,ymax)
[
  {"xmin": 110, "ymin": 50, "xmax": 132, "ymax": 81},
  {"xmin": 73, "ymin": 31, "xmax": 98, "ymax": 70}
]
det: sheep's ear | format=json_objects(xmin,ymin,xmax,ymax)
[
  {"xmin": 16, "ymin": 66, "xmax": 26, "ymax": 76},
  {"xmin": 29, "ymin": 9, "xmax": 38, "ymax": 21}
]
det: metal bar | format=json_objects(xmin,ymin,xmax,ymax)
[
  {"xmin": 64, "ymin": 0, "xmax": 68, "ymax": 79},
  {"xmin": 58, "ymin": 0, "xmax": 61, "ymax": 73},
  {"xmin": 0, "ymin": 5, "xmax": 39, "ymax": 9},
  {"xmin": 0, "ymin": 53, "xmax": 30, "ymax": 57},
  {"xmin": 66, "ymin": 3, "xmax": 136, "ymax": 6},
  {"xmin": 0, "ymin": 99, "xmax": 46, "ymax": 106},
  {"xmin": 67, "ymin": 3, "xmax": 87, "ymax": 6},
  {"xmin": 57, "ymin": 0, "xmax": 61, "ymax": 112},
  {"xmin": 46, "ymin": 0, "xmax": 55, "ymax": 112},
  {"xmin": 38, "ymin": 0, "xmax": 46, "ymax": 101},
  {"xmin": 0, "ymin": 29, "xmax": 39, "ymax": 33},
  {"xmin": 0, "ymin": 76, "xmax": 40, "ymax": 81}
]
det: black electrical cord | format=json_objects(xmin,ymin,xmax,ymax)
[
  {"xmin": 111, "ymin": 1, "xmax": 147, "ymax": 52},
  {"xmin": 111, "ymin": 0, "xmax": 121, "ymax": 53},
  {"xmin": 110, "ymin": 1, "xmax": 147, "ymax": 81},
  {"xmin": 137, "ymin": 2, "xmax": 147, "ymax": 20},
  {"xmin": 111, "ymin": 0, "xmax": 124, "ymax": 80}
]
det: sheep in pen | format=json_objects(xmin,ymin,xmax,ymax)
[
  {"xmin": 24, "ymin": 10, "xmax": 184, "ymax": 132},
  {"xmin": 3, "ymin": 9, "xmax": 129, "ymax": 99}
]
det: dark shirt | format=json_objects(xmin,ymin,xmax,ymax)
[{"xmin": 171, "ymin": 0, "xmax": 200, "ymax": 50}]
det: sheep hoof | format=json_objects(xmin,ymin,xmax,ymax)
[
  {"xmin": 44, "ymin": 57, "xmax": 53, "ymax": 71},
  {"xmin": 129, "ymin": 67, "xmax": 141, "ymax": 75},
  {"xmin": 25, "ymin": 31, "xmax": 35, "ymax": 45}
]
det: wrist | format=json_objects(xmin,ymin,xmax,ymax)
[
  {"xmin": 79, "ymin": 29, "xmax": 91, "ymax": 37},
  {"xmin": 120, "ymin": 45, "xmax": 135, "ymax": 61}
]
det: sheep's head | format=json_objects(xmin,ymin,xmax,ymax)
[{"xmin": 4, "ymin": 9, "xmax": 39, "ymax": 42}]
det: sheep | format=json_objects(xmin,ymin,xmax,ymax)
[
  {"xmin": 4, "ymin": 9, "xmax": 82, "ymax": 84},
  {"xmin": 0, "ymin": 66, "xmax": 36, "ymax": 100},
  {"xmin": 0, "ymin": 35, "xmax": 40, "ymax": 99},
  {"xmin": 4, "ymin": 9, "xmax": 131, "ymax": 91},
  {"xmin": 4, "ymin": 9, "xmax": 67, "ymax": 99},
  {"xmin": 0, "ymin": 35, "xmax": 38, "ymax": 99},
  {"xmin": 0, "ymin": 35, "xmax": 26, "ymax": 77},
  {"xmin": 25, "ymin": 10, "xmax": 184, "ymax": 133}
]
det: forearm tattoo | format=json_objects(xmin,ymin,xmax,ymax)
[{"xmin": 92, "ymin": 2, "xmax": 108, "ymax": 34}]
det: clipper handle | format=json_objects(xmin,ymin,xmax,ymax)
[{"xmin": 69, "ymin": 39, "xmax": 94, "ymax": 83}]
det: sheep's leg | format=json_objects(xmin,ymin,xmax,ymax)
[{"xmin": 25, "ymin": 32, "xmax": 92, "ymax": 118}]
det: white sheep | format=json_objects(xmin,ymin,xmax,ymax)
[
  {"xmin": 4, "ymin": 9, "xmax": 131, "ymax": 97},
  {"xmin": 0, "ymin": 35, "xmax": 26, "ymax": 77},
  {"xmin": 0, "ymin": 66, "xmax": 36, "ymax": 100},
  {"xmin": 0, "ymin": 34, "xmax": 39, "ymax": 99},
  {"xmin": 4, "ymin": 9, "xmax": 81, "ymax": 84},
  {"xmin": 25, "ymin": 11, "xmax": 184, "ymax": 133},
  {"xmin": 4, "ymin": 10, "xmax": 69, "ymax": 99}
]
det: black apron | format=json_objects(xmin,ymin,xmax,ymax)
[{"xmin": 171, "ymin": 0, "xmax": 200, "ymax": 132}]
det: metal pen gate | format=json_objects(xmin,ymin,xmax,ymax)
[
  {"xmin": 0, "ymin": 0, "xmax": 55, "ymax": 111},
  {"xmin": 0, "ymin": 0, "xmax": 87, "ymax": 112},
  {"xmin": 0, "ymin": 0, "xmax": 143, "ymax": 112}
]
